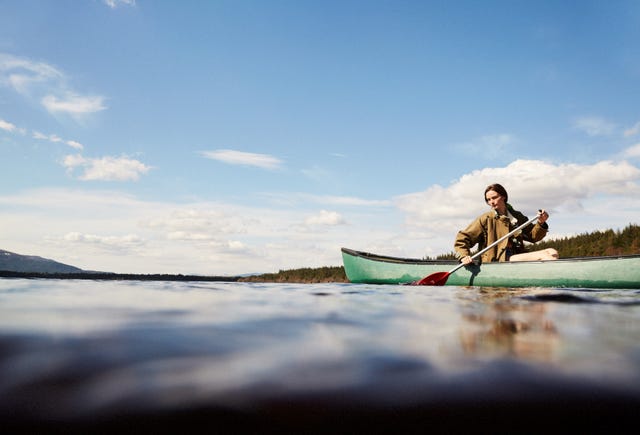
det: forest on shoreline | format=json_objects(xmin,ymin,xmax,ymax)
[{"xmin": 1, "ymin": 224, "xmax": 638, "ymax": 283}]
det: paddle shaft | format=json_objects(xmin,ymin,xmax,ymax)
[{"xmin": 446, "ymin": 213, "xmax": 540, "ymax": 275}]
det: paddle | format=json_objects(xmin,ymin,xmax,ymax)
[{"xmin": 414, "ymin": 213, "xmax": 541, "ymax": 286}]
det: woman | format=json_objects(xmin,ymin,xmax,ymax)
[{"xmin": 454, "ymin": 183, "xmax": 559, "ymax": 265}]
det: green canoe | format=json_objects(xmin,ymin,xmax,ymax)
[{"xmin": 341, "ymin": 247, "xmax": 640, "ymax": 289}]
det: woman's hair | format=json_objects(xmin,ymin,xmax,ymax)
[{"xmin": 484, "ymin": 183, "xmax": 508, "ymax": 203}]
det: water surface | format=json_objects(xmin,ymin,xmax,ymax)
[{"xmin": 1, "ymin": 279, "xmax": 639, "ymax": 432}]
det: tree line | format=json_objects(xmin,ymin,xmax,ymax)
[
  {"xmin": 239, "ymin": 266, "xmax": 348, "ymax": 283},
  {"xmin": 533, "ymin": 223, "xmax": 640, "ymax": 257}
]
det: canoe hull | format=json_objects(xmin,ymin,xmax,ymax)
[{"xmin": 341, "ymin": 247, "xmax": 640, "ymax": 288}]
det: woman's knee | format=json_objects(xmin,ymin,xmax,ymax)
[{"xmin": 545, "ymin": 248, "xmax": 559, "ymax": 259}]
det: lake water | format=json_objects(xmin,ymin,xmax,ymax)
[{"xmin": 1, "ymin": 279, "xmax": 639, "ymax": 433}]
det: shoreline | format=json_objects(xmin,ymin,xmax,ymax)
[
  {"xmin": 0, "ymin": 270, "xmax": 241, "ymax": 282},
  {"xmin": 0, "ymin": 265, "xmax": 348, "ymax": 283}
]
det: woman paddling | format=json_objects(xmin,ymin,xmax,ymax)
[{"xmin": 455, "ymin": 183, "xmax": 559, "ymax": 265}]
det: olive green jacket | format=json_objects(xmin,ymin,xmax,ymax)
[{"xmin": 454, "ymin": 209, "xmax": 548, "ymax": 263}]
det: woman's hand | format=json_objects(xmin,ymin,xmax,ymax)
[
  {"xmin": 461, "ymin": 255, "xmax": 473, "ymax": 265},
  {"xmin": 537, "ymin": 209, "xmax": 549, "ymax": 225}
]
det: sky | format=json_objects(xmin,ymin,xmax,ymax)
[{"xmin": 1, "ymin": 0, "xmax": 639, "ymax": 275}]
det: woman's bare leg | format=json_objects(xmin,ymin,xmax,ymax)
[{"xmin": 509, "ymin": 248, "xmax": 559, "ymax": 262}]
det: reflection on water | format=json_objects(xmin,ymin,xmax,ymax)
[
  {"xmin": 457, "ymin": 288, "xmax": 559, "ymax": 362},
  {"xmin": 1, "ymin": 279, "xmax": 639, "ymax": 431}
]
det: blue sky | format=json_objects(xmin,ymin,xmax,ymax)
[{"xmin": 1, "ymin": 0, "xmax": 639, "ymax": 274}]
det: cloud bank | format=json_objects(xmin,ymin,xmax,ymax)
[
  {"xmin": 2, "ymin": 152, "xmax": 639, "ymax": 275},
  {"xmin": 397, "ymin": 159, "xmax": 640, "ymax": 227}
]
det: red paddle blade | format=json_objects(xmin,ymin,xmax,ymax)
[{"xmin": 415, "ymin": 271, "xmax": 451, "ymax": 286}]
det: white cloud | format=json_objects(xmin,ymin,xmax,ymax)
[
  {"xmin": 33, "ymin": 131, "xmax": 62, "ymax": 142},
  {"xmin": 0, "ymin": 53, "xmax": 63, "ymax": 94},
  {"xmin": 63, "ymin": 232, "xmax": 145, "ymax": 252},
  {"xmin": 0, "ymin": 118, "xmax": 27, "ymax": 135},
  {"xmin": 573, "ymin": 117, "xmax": 616, "ymax": 136},
  {"xmin": 0, "ymin": 119, "xmax": 17, "ymax": 132},
  {"xmin": 623, "ymin": 143, "xmax": 640, "ymax": 159},
  {"xmin": 166, "ymin": 231, "xmax": 214, "ymax": 241},
  {"xmin": 33, "ymin": 131, "xmax": 84, "ymax": 150},
  {"xmin": 208, "ymin": 239, "xmax": 249, "ymax": 254},
  {"xmin": 42, "ymin": 94, "xmax": 106, "ymax": 116},
  {"xmin": 146, "ymin": 208, "xmax": 252, "ymax": 239},
  {"xmin": 104, "ymin": 0, "xmax": 136, "ymax": 8},
  {"xmin": 304, "ymin": 210, "xmax": 346, "ymax": 226},
  {"xmin": 201, "ymin": 149, "xmax": 283, "ymax": 170},
  {"xmin": 63, "ymin": 154, "xmax": 151, "ymax": 181},
  {"xmin": 0, "ymin": 53, "xmax": 106, "ymax": 119},
  {"xmin": 66, "ymin": 140, "xmax": 84, "ymax": 150}
]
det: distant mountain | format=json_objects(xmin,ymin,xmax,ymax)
[{"xmin": 0, "ymin": 249, "xmax": 84, "ymax": 273}]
